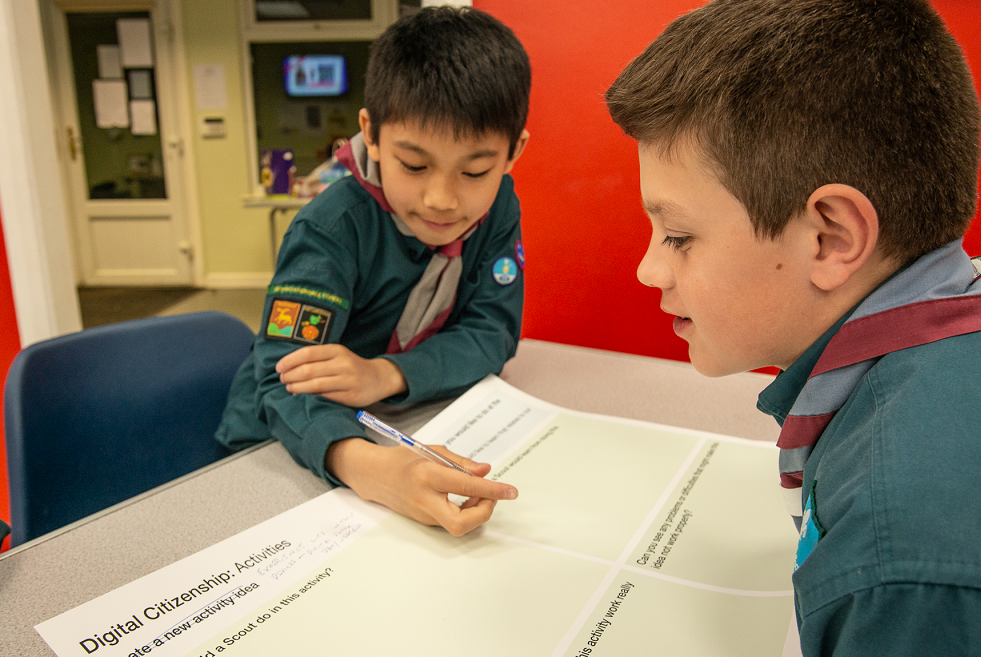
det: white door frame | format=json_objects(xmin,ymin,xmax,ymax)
[
  {"xmin": 47, "ymin": 0, "xmax": 200, "ymax": 286},
  {"xmin": 163, "ymin": 0, "xmax": 205, "ymax": 287},
  {"xmin": 0, "ymin": 0, "xmax": 82, "ymax": 346}
]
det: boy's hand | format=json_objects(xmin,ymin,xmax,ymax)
[
  {"xmin": 326, "ymin": 438, "xmax": 519, "ymax": 536},
  {"xmin": 276, "ymin": 344, "xmax": 407, "ymax": 407}
]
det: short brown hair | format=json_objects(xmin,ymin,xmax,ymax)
[{"xmin": 606, "ymin": 0, "xmax": 980, "ymax": 263}]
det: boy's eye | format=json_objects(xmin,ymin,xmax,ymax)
[
  {"xmin": 463, "ymin": 168, "xmax": 492, "ymax": 179},
  {"xmin": 661, "ymin": 235, "xmax": 692, "ymax": 251},
  {"xmin": 399, "ymin": 160, "xmax": 426, "ymax": 173}
]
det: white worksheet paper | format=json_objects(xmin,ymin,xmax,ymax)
[{"xmin": 36, "ymin": 375, "xmax": 800, "ymax": 657}]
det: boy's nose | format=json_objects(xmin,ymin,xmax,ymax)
[
  {"xmin": 637, "ymin": 237, "xmax": 673, "ymax": 290},
  {"xmin": 423, "ymin": 176, "xmax": 459, "ymax": 212}
]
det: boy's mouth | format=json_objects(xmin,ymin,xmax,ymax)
[
  {"xmin": 421, "ymin": 219, "xmax": 459, "ymax": 231},
  {"xmin": 672, "ymin": 316, "xmax": 693, "ymax": 335}
]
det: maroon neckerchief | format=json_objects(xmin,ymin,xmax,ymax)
[
  {"xmin": 779, "ymin": 293, "xmax": 981, "ymax": 494},
  {"xmin": 773, "ymin": 245, "xmax": 981, "ymax": 529}
]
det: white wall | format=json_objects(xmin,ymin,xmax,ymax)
[{"xmin": 0, "ymin": 0, "xmax": 81, "ymax": 346}]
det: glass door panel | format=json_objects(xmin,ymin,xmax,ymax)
[{"xmin": 66, "ymin": 11, "xmax": 167, "ymax": 200}]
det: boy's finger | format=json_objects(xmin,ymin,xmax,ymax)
[
  {"xmin": 426, "ymin": 445, "xmax": 492, "ymax": 476},
  {"xmin": 284, "ymin": 377, "xmax": 342, "ymax": 394},
  {"xmin": 275, "ymin": 344, "xmax": 341, "ymax": 373},
  {"xmin": 459, "ymin": 495, "xmax": 480, "ymax": 510},
  {"xmin": 433, "ymin": 468, "xmax": 518, "ymax": 501},
  {"xmin": 279, "ymin": 362, "xmax": 321, "ymax": 382},
  {"xmin": 434, "ymin": 498, "xmax": 497, "ymax": 537},
  {"xmin": 280, "ymin": 360, "xmax": 344, "ymax": 384},
  {"xmin": 464, "ymin": 462, "xmax": 493, "ymax": 477}
]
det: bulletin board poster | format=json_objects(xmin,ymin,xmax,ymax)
[{"xmin": 35, "ymin": 376, "xmax": 799, "ymax": 657}]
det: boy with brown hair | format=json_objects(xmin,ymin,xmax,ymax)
[{"xmin": 606, "ymin": 0, "xmax": 981, "ymax": 653}]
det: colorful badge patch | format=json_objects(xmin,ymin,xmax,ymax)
[
  {"xmin": 514, "ymin": 240, "xmax": 526, "ymax": 270},
  {"xmin": 794, "ymin": 483, "xmax": 824, "ymax": 572},
  {"xmin": 971, "ymin": 256, "xmax": 981, "ymax": 283},
  {"xmin": 266, "ymin": 299, "xmax": 333, "ymax": 345},
  {"xmin": 493, "ymin": 256, "xmax": 518, "ymax": 286},
  {"xmin": 267, "ymin": 299, "xmax": 301, "ymax": 338}
]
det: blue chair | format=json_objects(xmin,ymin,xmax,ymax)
[{"xmin": 3, "ymin": 311, "xmax": 254, "ymax": 547}]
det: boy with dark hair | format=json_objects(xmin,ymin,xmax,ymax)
[
  {"xmin": 606, "ymin": 0, "xmax": 981, "ymax": 653},
  {"xmin": 217, "ymin": 7, "xmax": 529, "ymax": 537}
]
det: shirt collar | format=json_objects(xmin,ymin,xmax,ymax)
[{"xmin": 756, "ymin": 310, "xmax": 852, "ymax": 427}]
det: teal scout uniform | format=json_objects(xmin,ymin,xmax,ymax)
[
  {"xmin": 757, "ymin": 248, "xmax": 981, "ymax": 656},
  {"xmin": 215, "ymin": 174, "xmax": 523, "ymax": 486}
]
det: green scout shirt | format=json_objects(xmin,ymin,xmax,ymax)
[
  {"xmin": 216, "ymin": 174, "xmax": 524, "ymax": 486},
  {"xmin": 758, "ymin": 316, "xmax": 981, "ymax": 656}
]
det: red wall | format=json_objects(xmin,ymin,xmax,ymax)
[
  {"xmin": 934, "ymin": 3, "xmax": 981, "ymax": 260},
  {"xmin": 477, "ymin": 0, "xmax": 981, "ymax": 362},
  {"xmin": 0, "ymin": 203, "xmax": 22, "ymax": 551}
]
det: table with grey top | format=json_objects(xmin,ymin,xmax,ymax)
[{"xmin": 0, "ymin": 340, "xmax": 780, "ymax": 656}]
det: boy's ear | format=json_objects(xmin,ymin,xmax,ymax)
[
  {"xmin": 502, "ymin": 129, "xmax": 531, "ymax": 174},
  {"xmin": 802, "ymin": 184, "xmax": 880, "ymax": 291},
  {"xmin": 358, "ymin": 109, "xmax": 381, "ymax": 162}
]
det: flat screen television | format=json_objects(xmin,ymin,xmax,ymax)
[{"xmin": 284, "ymin": 55, "xmax": 347, "ymax": 97}]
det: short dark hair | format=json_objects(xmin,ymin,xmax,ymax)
[
  {"xmin": 364, "ymin": 6, "xmax": 531, "ymax": 158},
  {"xmin": 606, "ymin": 0, "xmax": 980, "ymax": 263}
]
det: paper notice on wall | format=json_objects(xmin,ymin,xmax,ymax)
[
  {"xmin": 129, "ymin": 100, "xmax": 157, "ymax": 135},
  {"xmin": 193, "ymin": 64, "xmax": 228, "ymax": 111},
  {"xmin": 117, "ymin": 18, "xmax": 153, "ymax": 68},
  {"xmin": 93, "ymin": 80, "xmax": 129, "ymax": 128},
  {"xmin": 96, "ymin": 45, "xmax": 122, "ymax": 79}
]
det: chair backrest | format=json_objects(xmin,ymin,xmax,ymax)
[{"xmin": 3, "ymin": 311, "xmax": 254, "ymax": 547}]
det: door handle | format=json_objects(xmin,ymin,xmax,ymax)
[
  {"xmin": 66, "ymin": 126, "xmax": 77, "ymax": 161},
  {"xmin": 167, "ymin": 137, "xmax": 184, "ymax": 157}
]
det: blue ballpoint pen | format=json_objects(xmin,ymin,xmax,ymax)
[{"xmin": 356, "ymin": 411, "xmax": 473, "ymax": 476}]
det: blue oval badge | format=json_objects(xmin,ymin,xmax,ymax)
[{"xmin": 493, "ymin": 257, "xmax": 518, "ymax": 286}]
